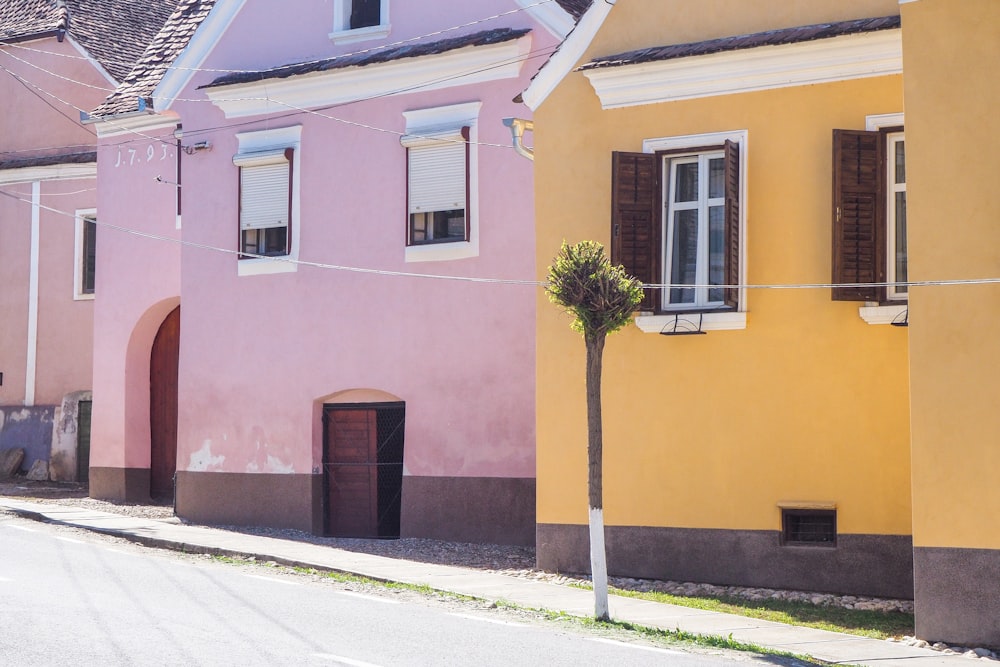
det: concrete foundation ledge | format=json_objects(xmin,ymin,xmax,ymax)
[
  {"xmin": 914, "ymin": 546, "xmax": 1000, "ymax": 647},
  {"xmin": 89, "ymin": 467, "xmax": 150, "ymax": 502},
  {"xmin": 401, "ymin": 476, "xmax": 536, "ymax": 547},
  {"xmin": 175, "ymin": 471, "xmax": 321, "ymax": 534},
  {"xmin": 537, "ymin": 523, "xmax": 914, "ymax": 599}
]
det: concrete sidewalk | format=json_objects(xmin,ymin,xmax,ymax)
[{"xmin": 0, "ymin": 498, "xmax": 971, "ymax": 666}]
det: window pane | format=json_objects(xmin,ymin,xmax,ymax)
[
  {"xmin": 351, "ymin": 0, "xmax": 380, "ymax": 28},
  {"xmin": 895, "ymin": 139, "xmax": 906, "ymax": 185},
  {"xmin": 673, "ymin": 162, "xmax": 698, "ymax": 203},
  {"xmin": 83, "ymin": 218, "xmax": 97, "ymax": 294},
  {"xmin": 708, "ymin": 206, "xmax": 724, "ymax": 303},
  {"xmin": 669, "ymin": 209, "xmax": 698, "ymax": 304},
  {"xmin": 409, "ymin": 210, "xmax": 465, "ymax": 245},
  {"xmin": 708, "ymin": 158, "xmax": 725, "ymax": 199},
  {"xmin": 895, "ymin": 192, "xmax": 907, "ymax": 294}
]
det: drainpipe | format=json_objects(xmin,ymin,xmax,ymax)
[{"xmin": 502, "ymin": 118, "xmax": 534, "ymax": 161}]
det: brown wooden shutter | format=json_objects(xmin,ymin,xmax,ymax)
[
  {"xmin": 611, "ymin": 152, "xmax": 659, "ymax": 311},
  {"xmin": 723, "ymin": 139, "xmax": 740, "ymax": 309},
  {"xmin": 832, "ymin": 130, "xmax": 884, "ymax": 301}
]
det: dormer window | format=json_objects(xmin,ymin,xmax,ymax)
[{"xmin": 330, "ymin": 0, "xmax": 390, "ymax": 44}]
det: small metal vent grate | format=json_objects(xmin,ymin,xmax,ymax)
[{"xmin": 782, "ymin": 509, "xmax": 836, "ymax": 546}]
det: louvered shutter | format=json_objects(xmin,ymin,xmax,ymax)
[
  {"xmin": 723, "ymin": 140, "xmax": 741, "ymax": 309},
  {"xmin": 404, "ymin": 130, "xmax": 467, "ymax": 215},
  {"xmin": 832, "ymin": 130, "xmax": 884, "ymax": 301},
  {"xmin": 611, "ymin": 152, "xmax": 658, "ymax": 311},
  {"xmin": 236, "ymin": 149, "xmax": 291, "ymax": 230}
]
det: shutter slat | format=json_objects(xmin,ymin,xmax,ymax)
[
  {"xmin": 611, "ymin": 152, "xmax": 658, "ymax": 311},
  {"xmin": 241, "ymin": 161, "xmax": 290, "ymax": 230},
  {"xmin": 408, "ymin": 142, "xmax": 466, "ymax": 214},
  {"xmin": 832, "ymin": 130, "xmax": 884, "ymax": 301},
  {"xmin": 723, "ymin": 139, "xmax": 740, "ymax": 309}
]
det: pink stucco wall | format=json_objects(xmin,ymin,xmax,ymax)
[
  {"xmin": 0, "ymin": 37, "xmax": 107, "ymax": 408},
  {"xmin": 90, "ymin": 1, "xmax": 555, "ymax": 486}
]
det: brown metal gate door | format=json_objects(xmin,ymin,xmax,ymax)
[
  {"xmin": 325, "ymin": 409, "xmax": 379, "ymax": 537},
  {"xmin": 150, "ymin": 306, "xmax": 180, "ymax": 499},
  {"xmin": 323, "ymin": 403, "xmax": 405, "ymax": 538}
]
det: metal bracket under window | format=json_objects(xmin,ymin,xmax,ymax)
[
  {"xmin": 890, "ymin": 308, "xmax": 909, "ymax": 327},
  {"xmin": 658, "ymin": 313, "xmax": 707, "ymax": 336}
]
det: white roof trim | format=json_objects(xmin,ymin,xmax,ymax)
[
  {"xmin": 520, "ymin": 0, "xmax": 613, "ymax": 111},
  {"xmin": 516, "ymin": 0, "xmax": 575, "ymax": 39},
  {"xmin": 152, "ymin": 0, "xmax": 248, "ymax": 113},
  {"xmin": 583, "ymin": 28, "xmax": 902, "ymax": 109},
  {"xmin": 0, "ymin": 162, "xmax": 96, "ymax": 185},
  {"xmin": 205, "ymin": 35, "xmax": 531, "ymax": 119},
  {"xmin": 94, "ymin": 111, "xmax": 179, "ymax": 138}
]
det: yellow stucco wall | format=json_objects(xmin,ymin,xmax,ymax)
[
  {"xmin": 902, "ymin": 0, "xmax": 1000, "ymax": 550},
  {"xmin": 535, "ymin": 0, "xmax": 911, "ymax": 536}
]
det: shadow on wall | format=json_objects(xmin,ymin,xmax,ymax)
[{"xmin": 0, "ymin": 406, "xmax": 55, "ymax": 475}]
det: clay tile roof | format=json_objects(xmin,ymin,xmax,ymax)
[
  {"xmin": 554, "ymin": 0, "xmax": 591, "ymax": 22},
  {"xmin": 89, "ymin": 0, "xmax": 215, "ymax": 119},
  {"xmin": 579, "ymin": 15, "xmax": 901, "ymax": 72},
  {"xmin": 0, "ymin": 1, "xmax": 179, "ymax": 82},
  {"xmin": 0, "ymin": 149, "xmax": 96, "ymax": 171},
  {"xmin": 203, "ymin": 26, "xmax": 532, "ymax": 90}
]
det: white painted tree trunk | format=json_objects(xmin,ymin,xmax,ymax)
[{"xmin": 589, "ymin": 506, "xmax": 610, "ymax": 620}]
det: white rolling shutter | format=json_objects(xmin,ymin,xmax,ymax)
[
  {"xmin": 401, "ymin": 129, "xmax": 467, "ymax": 215},
  {"xmin": 235, "ymin": 149, "xmax": 291, "ymax": 230}
]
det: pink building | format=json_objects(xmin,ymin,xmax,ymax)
[
  {"xmin": 87, "ymin": 0, "xmax": 581, "ymax": 545},
  {"xmin": 0, "ymin": 0, "xmax": 176, "ymax": 481}
]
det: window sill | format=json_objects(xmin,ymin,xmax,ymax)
[
  {"xmin": 405, "ymin": 240, "xmax": 478, "ymax": 263},
  {"xmin": 238, "ymin": 257, "xmax": 298, "ymax": 276},
  {"xmin": 635, "ymin": 311, "xmax": 747, "ymax": 333},
  {"xmin": 858, "ymin": 303, "xmax": 907, "ymax": 325},
  {"xmin": 328, "ymin": 24, "xmax": 390, "ymax": 44},
  {"xmin": 73, "ymin": 292, "xmax": 95, "ymax": 302}
]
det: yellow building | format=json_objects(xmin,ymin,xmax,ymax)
[{"xmin": 523, "ymin": 0, "xmax": 999, "ymax": 645}]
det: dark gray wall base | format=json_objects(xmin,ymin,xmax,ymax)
[
  {"xmin": 90, "ymin": 467, "xmax": 150, "ymax": 502},
  {"xmin": 537, "ymin": 523, "xmax": 913, "ymax": 599},
  {"xmin": 175, "ymin": 471, "xmax": 320, "ymax": 533},
  {"xmin": 914, "ymin": 546, "xmax": 1000, "ymax": 647},
  {"xmin": 401, "ymin": 476, "xmax": 535, "ymax": 546}
]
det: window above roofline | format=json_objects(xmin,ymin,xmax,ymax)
[{"xmin": 329, "ymin": 0, "xmax": 391, "ymax": 44}]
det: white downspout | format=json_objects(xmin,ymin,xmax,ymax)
[
  {"xmin": 25, "ymin": 180, "xmax": 40, "ymax": 406},
  {"xmin": 503, "ymin": 118, "xmax": 534, "ymax": 161}
]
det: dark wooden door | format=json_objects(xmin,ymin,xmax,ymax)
[
  {"xmin": 324, "ymin": 409, "xmax": 379, "ymax": 537},
  {"xmin": 77, "ymin": 400, "xmax": 92, "ymax": 485},
  {"xmin": 150, "ymin": 306, "xmax": 180, "ymax": 499}
]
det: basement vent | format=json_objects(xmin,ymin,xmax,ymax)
[{"xmin": 781, "ymin": 509, "xmax": 836, "ymax": 547}]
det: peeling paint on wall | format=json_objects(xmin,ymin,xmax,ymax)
[{"xmin": 189, "ymin": 440, "xmax": 225, "ymax": 471}]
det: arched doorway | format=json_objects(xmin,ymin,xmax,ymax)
[{"xmin": 149, "ymin": 306, "xmax": 179, "ymax": 499}]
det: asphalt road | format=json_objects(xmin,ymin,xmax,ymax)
[{"xmin": 0, "ymin": 514, "xmax": 790, "ymax": 666}]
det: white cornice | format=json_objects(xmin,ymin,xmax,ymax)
[
  {"xmin": 583, "ymin": 28, "xmax": 902, "ymax": 109},
  {"xmin": 0, "ymin": 162, "xmax": 96, "ymax": 185},
  {"xmin": 516, "ymin": 0, "xmax": 574, "ymax": 39},
  {"xmin": 520, "ymin": 0, "xmax": 613, "ymax": 111},
  {"xmin": 153, "ymin": 0, "xmax": 248, "ymax": 113},
  {"xmin": 94, "ymin": 112, "xmax": 179, "ymax": 139},
  {"xmin": 206, "ymin": 35, "xmax": 531, "ymax": 119}
]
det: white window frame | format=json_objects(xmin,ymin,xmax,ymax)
[
  {"xmin": 73, "ymin": 208, "xmax": 97, "ymax": 301},
  {"xmin": 858, "ymin": 113, "xmax": 907, "ymax": 325},
  {"xmin": 663, "ymin": 150, "xmax": 727, "ymax": 310},
  {"xmin": 635, "ymin": 130, "xmax": 748, "ymax": 333},
  {"xmin": 329, "ymin": 0, "xmax": 390, "ymax": 44},
  {"xmin": 402, "ymin": 102, "xmax": 480, "ymax": 263},
  {"xmin": 234, "ymin": 125, "xmax": 301, "ymax": 277},
  {"xmin": 885, "ymin": 131, "xmax": 906, "ymax": 302}
]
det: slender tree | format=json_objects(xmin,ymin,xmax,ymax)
[{"xmin": 546, "ymin": 240, "xmax": 644, "ymax": 621}]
